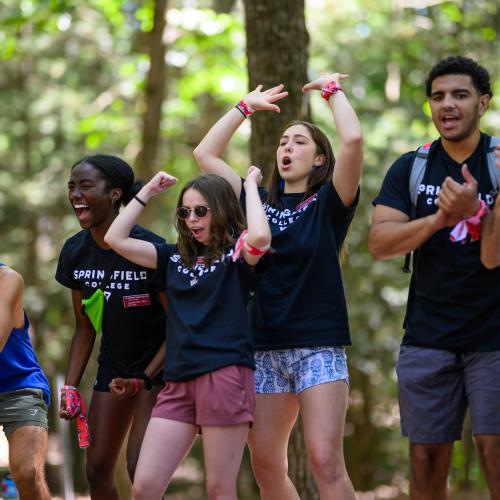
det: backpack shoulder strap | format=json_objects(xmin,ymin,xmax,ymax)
[
  {"xmin": 487, "ymin": 136, "xmax": 500, "ymax": 193},
  {"xmin": 409, "ymin": 142, "xmax": 433, "ymax": 210},
  {"xmin": 402, "ymin": 142, "xmax": 433, "ymax": 273}
]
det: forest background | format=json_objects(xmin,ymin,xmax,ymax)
[{"xmin": 0, "ymin": 0, "xmax": 498, "ymax": 498}]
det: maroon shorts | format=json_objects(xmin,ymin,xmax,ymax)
[{"xmin": 151, "ymin": 365, "xmax": 255, "ymax": 427}]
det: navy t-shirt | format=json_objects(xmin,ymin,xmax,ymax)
[
  {"xmin": 56, "ymin": 226, "xmax": 167, "ymax": 373},
  {"xmin": 373, "ymin": 133, "xmax": 500, "ymax": 351},
  {"xmin": 155, "ymin": 243, "xmax": 264, "ymax": 381},
  {"xmin": 241, "ymin": 181, "xmax": 358, "ymax": 350}
]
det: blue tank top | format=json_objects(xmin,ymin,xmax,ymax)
[{"xmin": 0, "ymin": 264, "xmax": 50, "ymax": 405}]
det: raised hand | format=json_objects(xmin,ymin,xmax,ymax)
[
  {"xmin": 144, "ymin": 171, "xmax": 178, "ymax": 197},
  {"xmin": 245, "ymin": 165, "xmax": 263, "ymax": 187},
  {"xmin": 244, "ymin": 84, "xmax": 288, "ymax": 113},
  {"xmin": 302, "ymin": 73, "xmax": 349, "ymax": 93},
  {"xmin": 436, "ymin": 164, "xmax": 479, "ymax": 218}
]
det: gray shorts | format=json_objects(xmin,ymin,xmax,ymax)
[
  {"xmin": 0, "ymin": 389, "xmax": 48, "ymax": 437},
  {"xmin": 254, "ymin": 346, "xmax": 348, "ymax": 394},
  {"xmin": 396, "ymin": 345, "xmax": 500, "ymax": 443}
]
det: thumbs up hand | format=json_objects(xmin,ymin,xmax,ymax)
[{"xmin": 436, "ymin": 163, "xmax": 480, "ymax": 218}]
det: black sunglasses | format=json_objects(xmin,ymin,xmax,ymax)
[{"xmin": 176, "ymin": 205, "xmax": 211, "ymax": 220}]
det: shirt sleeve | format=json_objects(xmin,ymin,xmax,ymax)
[
  {"xmin": 372, "ymin": 152, "xmax": 414, "ymax": 216},
  {"xmin": 321, "ymin": 181, "xmax": 360, "ymax": 249},
  {"xmin": 55, "ymin": 241, "xmax": 81, "ymax": 290},
  {"xmin": 153, "ymin": 243, "xmax": 173, "ymax": 279}
]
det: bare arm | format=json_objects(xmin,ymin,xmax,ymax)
[
  {"xmin": 0, "ymin": 268, "xmax": 24, "ymax": 352},
  {"xmin": 303, "ymin": 73, "xmax": 363, "ymax": 207},
  {"xmin": 138, "ymin": 290, "xmax": 167, "ymax": 380},
  {"xmin": 109, "ymin": 274, "xmax": 169, "ymax": 398},
  {"xmin": 104, "ymin": 172, "xmax": 178, "ymax": 269},
  {"xmin": 193, "ymin": 84, "xmax": 288, "ymax": 198},
  {"xmin": 369, "ymin": 204, "xmax": 454, "ymax": 260},
  {"xmin": 481, "ymin": 191, "xmax": 500, "ymax": 269},
  {"xmin": 60, "ymin": 289, "xmax": 97, "ymax": 418},
  {"xmin": 109, "ymin": 341, "xmax": 166, "ymax": 398},
  {"xmin": 242, "ymin": 166, "xmax": 272, "ymax": 266}
]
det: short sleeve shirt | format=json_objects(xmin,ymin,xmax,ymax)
[
  {"xmin": 155, "ymin": 243, "xmax": 264, "ymax": 381},
  {"xmin": 56, "ymin": 226, "xmax": 167, "ymax": 373},
  {"xmin": 373, "ymin": 134, "xmax": 500, "ymax": 351},
  {"xmin": 241, "ymin": 181, "xmax": 358, "ymax": 350}
]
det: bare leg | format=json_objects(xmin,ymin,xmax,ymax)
[
  {"xmin": 299, "ymin": 381, "xmax": 355, "ymax": 500},
  {"xmin": 247, "ymin": 393, "xmax": 300, "ymax": 500},
  {"xmin": 475, "ymin": 435, "xmax": 500, "ymax": 500},
  {"xmin": 133, "ymin": 417, "xmax": 197, "ymax": 500},
  {"xmin": 126, "ymin": 385, "xmax": 162, "ymax": 481},
  {"xmin": 409, "ymin": 442, "xmax": 453, "ymax": 500},
  {"xmin": 202, "ymin": 424, "xmax": 249, "ymax": 500},
  {"xmin": 86, "ymin": 391, "xmax": 137, "ymax": 500},
  {"xmin": 8, "ymin": 425, "xmax": 50, "ymax": 500}
]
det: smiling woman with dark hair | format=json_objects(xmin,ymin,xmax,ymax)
[{"xmin": 55, "ymin": 155, "xmax": 167, "ymax": 500}]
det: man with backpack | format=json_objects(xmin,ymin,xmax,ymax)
[
  {"xmin": 369, "ymin": 56, "xmax": 500, "ymax": 499},
  {"xmin": 0, "ymin": 263, "xmax": 51, "ymax": 500}
]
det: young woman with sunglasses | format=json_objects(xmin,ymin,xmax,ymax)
[
  {"xmin": 104, "ymin": 167, "xmax": 271, "ymax": 499},
  {"xmin": 194, "ymin": 73, "xmax": 363, "ymax": 499},
  {"xmin": 56, "ymin": 155, "xmax": 167, "ymax": 499}
]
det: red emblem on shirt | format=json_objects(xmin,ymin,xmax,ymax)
[{"xmin": 123, "ymin": 294, "xmax": 151, "ymax": 308}]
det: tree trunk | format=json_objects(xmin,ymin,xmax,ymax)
[
  {"xmin": 135, "ymin": 0, "xmax": 168, "ymax": 225},
  {"xmin": 243, "ymin": 2, "xmax": 316, "ymax": 498},
  {"xmin": 243, "ymin": 0, "xmax": 310, "ymax": 177},
  {"xmin": 212, "ymin": 0, "xmax": 236, "ymax": 13}
]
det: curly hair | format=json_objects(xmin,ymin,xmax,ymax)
[
  {"xmin": 267, "ymin": 120, "xmax": 335, "ymax": 208},
  {"xmin": 425, "ymin": 56, "xmax": 492, "ymax": 98},
  {"xmin": 175, "ymin": 174, "xmax": 246, "ymax": 268}
]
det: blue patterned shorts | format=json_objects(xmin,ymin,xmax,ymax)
[{"xmin": 254, "ymin": 347, "xmax": 348, "ymax": 394}]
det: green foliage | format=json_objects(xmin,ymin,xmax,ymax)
[
  {"xmin": 0, "ymin": 0, "xmax": 498, "ymax": 496},
  {"xmin": 308, "ymin": 0, "xmax": 499, "ymax": 492}
]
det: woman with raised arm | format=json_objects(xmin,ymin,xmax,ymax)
[
  {"xmin": 194, "ymin": 73, "xmax": 363, "ymax": 500},
  {"xmin": 56, "ymin": 155, "xmax": 167, "ymax": 500},
  {"xmin": 104, "ymin": 167, "xmax": 271, "ymax": 500}
]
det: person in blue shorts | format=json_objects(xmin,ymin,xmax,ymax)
[
  {"xmin": 370, "ymin": 56, "xmax": 500, "ymax": 499},
  {"xmin": 0, "ymin": 263, "xmax": 51, "ymax": 500},
  {"xmin": 194, "ymin": 71, "xmax": 363, "ymax": 499}
]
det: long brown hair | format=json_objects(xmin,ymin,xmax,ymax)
[
  {"xmin": 175, "ymin": 174, "xmax": 246, "ymax": 267},
  {"xmin": 267, "ymin": 120, "xmax": 336, "ymax": 208}
]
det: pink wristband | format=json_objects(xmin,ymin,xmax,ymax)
[
  {"xmin": 130, "ymin": 378, "xmax": 141, "ymax": 396},
  {"xmin": 321, "ymin": 81, "xmax": 343, "ymax": 102},
  {"xmin": 235, "ymin": 99, "xmax": 254, "ymax": 118},
  {"xmin": 232, "ymin": 230, "xmax": 270, "ymax": 261}
]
